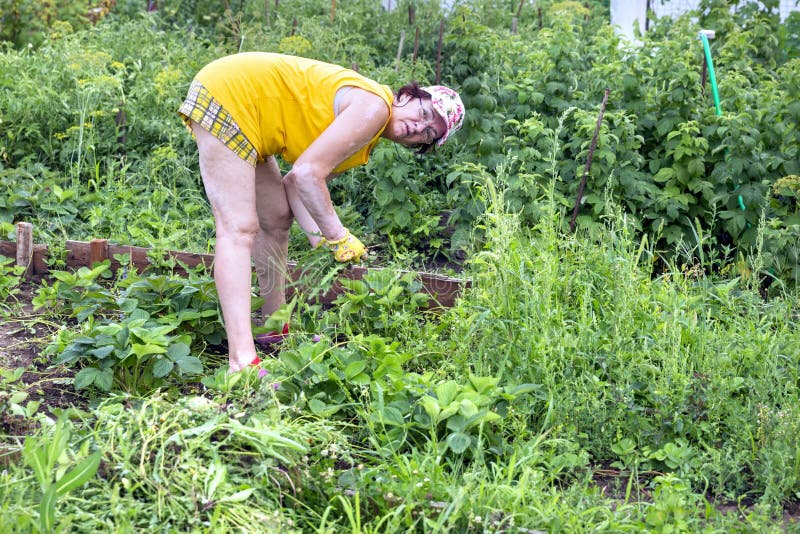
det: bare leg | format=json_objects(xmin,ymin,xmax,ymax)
[
  {"xmin": 192, "ymin": 121, "xmax": 258, "ymax": 372},
  {"xmin": 253, "ymin": 156, "xmax": 293, "ymax": 320}
]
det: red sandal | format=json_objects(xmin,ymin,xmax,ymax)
[{"xmin": 254, "ymin": 323, "xmax": 290, "ymax": 349}]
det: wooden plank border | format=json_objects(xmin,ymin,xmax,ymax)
[{"xmin": 0, "ymin": 237, "xmax": 469, "ymax": 308}]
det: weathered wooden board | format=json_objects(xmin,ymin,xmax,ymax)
[{"xmin": 1, "ymin": 238, "xmax": 469, "ymax": 308}]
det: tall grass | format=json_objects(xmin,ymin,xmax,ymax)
[{"xmin": 428, "ymin": 137, "xmax": 800, "ymax": 508}]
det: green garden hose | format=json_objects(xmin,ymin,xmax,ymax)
[{"xmin": 700, "ymin": 30, "xmax": 747, "ymax": 212}]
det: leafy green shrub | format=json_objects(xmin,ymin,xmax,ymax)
[
  {"xmin": 0, "ymin": 366, "xmax": 38, "ymax": 421},
  {"xmin": 275, "ymin": 333, "xmax": 534, "ymax": 461},
  {"xmin": 329, "ymin": 268, "xmax": 430, "ymax": 338},
  {"xmin": 0, "ymin": 0, "xmax": 97, "ymax": 49},
  {"xmin": 37, "ymin": 263, "xmax": 224, "ymax": 392}
]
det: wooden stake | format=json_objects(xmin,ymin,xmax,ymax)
[
  {"xmin": 701, "ymin": 55, "xmax": 708, "ymax": 92},
  {"xmin": 395, "ymin": 29, "xmax": 406, "ymax": 71},
  {"xmin": 512, "ymin": 17, "xmax": 518, "ymax": 34},
  {"xmin": 436, "ymin": 20, "xmax": 444, "ymax": 85},
  {"xmin": 330, "ymin": 0, "xmax": 336, "ymax": 24},
  {"xmin": 90, "ymin": 239, "xmax": 109, "ymax": 266},
  {"xmin": 291, "ymin": 17, "xmax": 297, "ymax": 36},
  {"xmin": 412, "ymin": 26, "xmax": 420, "ymax": 62},
  {"xmin": 570, "ymin": 88, "xmax": 611, "ymax": 233},
  {"xmin": 15, "ymin": 222, "xmax": 33, "ymax": 278}
]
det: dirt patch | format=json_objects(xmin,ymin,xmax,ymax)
[
  {"xmin": 590, "ymin": 463, "xmax": 800, "ymax": 527},
  {"xmin": 0, "ymin": 276, "xmax": 86, "ymax": 436},
  {"xmin": 0, "ymin": 277, "xmax": 45, "ymax": 368}
]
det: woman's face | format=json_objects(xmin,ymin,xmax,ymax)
[{"xmin": 384, "ymin": 93, "xmax": 447, "ymax": 148}]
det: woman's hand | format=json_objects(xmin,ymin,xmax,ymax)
[{"xmin": 319, "ymin": 228, "xmax": 366, "ymax": 262}]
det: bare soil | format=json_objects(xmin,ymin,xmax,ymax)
[{"xmin": 0, "ymin": 276, "xmax": 86, "ymax": 436}]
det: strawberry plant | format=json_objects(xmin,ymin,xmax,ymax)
[
  {"xmin": 52, "ymin": 317, "xmax": 200, "ymax": 392},
  {"xmin": 330, "ymin": 269, "xmax": 430, "ymax": 338},
  {"xmin": 37, "ymin": 264, "xmax": 224, "ymax": 392},
  {"xmin": 276, "ymin": 333, "xmax": 533, "ymax": 461},
  {"xmin": 0, "ymin": 366, "xmax": 38, "ymax": 420}
]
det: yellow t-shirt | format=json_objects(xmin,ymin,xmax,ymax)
[{"xmin": 195, "ymin": 52, "xmax": 394, "ymax": 173}]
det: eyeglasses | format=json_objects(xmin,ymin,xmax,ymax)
[{"xmin": 418, "ymin": 97, "xmax": 439, "ymax": 145}]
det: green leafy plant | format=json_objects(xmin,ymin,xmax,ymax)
[
  {"xmin": 331, "ymin": 269, "xmax": 431, "ymax": 338},
  {"xmin": 0, "ymin": 255, "xmax": 24, "ymax": 313},
  {"xmin": 644, "ymin": 475, "xmax": 699, "ymax": 533},
  {"xmin": 0, "ymin": 0, "xmax": 96, "ymax": 49},
  {"xmin": 38, "ymin": 265, "xmax": 221, "ymax": 392},
  {"xmin": 276, "ymin": 333, "xmax": 533, "ymax": 461},
  {"xmin": 411, "ymin": 375, "xmax": 536, "ymax": 457},
  {"xmin": 32, "ymin": 262, "xmax": 114, "ymax": 320},
  {"xmin": 0, "ymin": 366, "xmax": 39, "ymax": 420},
  {"xmin": 21, "ymin": 416, "xmax": 102, "ymax": 533},
  {"xmin": 52, "ymin": 318, "xmax": 201, "ymax": 392}
]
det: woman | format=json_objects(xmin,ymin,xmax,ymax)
[{"xmin": 178, "ymin": 52, "xmax": 465, "ymax": 372}]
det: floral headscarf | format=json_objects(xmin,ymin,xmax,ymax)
[{"xmin": 422, "ymin": 85, "xmax": 465, "ymax": 147}]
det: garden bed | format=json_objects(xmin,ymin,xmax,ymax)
[{"xmin": 0, "ymin": 277, "xmax": 85, "ymax": 436}]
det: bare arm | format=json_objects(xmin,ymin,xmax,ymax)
[
  {"xmin": 285, "ymin": 175, "xmax": 336, "ymax": 247},
  {"xmin": 282, "ymin": 88, "xmax": 389, "ymax": 241}
]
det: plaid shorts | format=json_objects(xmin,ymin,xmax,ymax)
[{"xmin": 178, "ymin": 80, "xmax": 259, "ymax": 167}]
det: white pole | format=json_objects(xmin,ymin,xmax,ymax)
[{"xmin": 610, "ymin": 0, "xmax": 648, "ymax": 45}]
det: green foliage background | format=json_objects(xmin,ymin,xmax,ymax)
[{"xmin": 0, "ymin": 0, "xmax": 798, "ymax": 288}]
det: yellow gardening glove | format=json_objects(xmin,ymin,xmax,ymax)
[{"xmin": 320, "ymin": 228, "xmax": 366, "ymax": 262}]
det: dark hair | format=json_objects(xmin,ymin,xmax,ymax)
[{"xmin": 395, "ymin": 81, "xmax": 437, "ymax": 155}]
